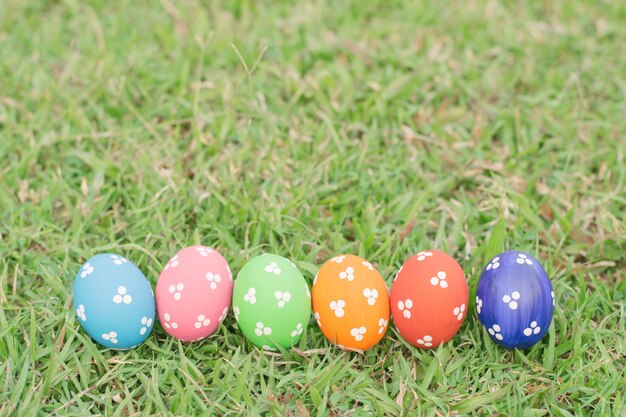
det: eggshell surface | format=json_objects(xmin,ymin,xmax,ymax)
[
  {"xmin": 312, "ymin": 254, "xmax": 390, "ymax": 351},
  {"xmin": 156, "ymin": 246, "xmax": 233, "ymax": 341},
  {"xmin": 475, "ymin": 250, "xmax": 554, "ymax": 349},
  {"xmin": 233, "ymin": 254, "xmax": 311, "ymax": 350},
  {"xmin": 390, "ymin": 250, "xmax": 468, "ymax": 349},
  {"xmin": 73, "ymin": 253, "xmax": 155, "ymax": 349}
]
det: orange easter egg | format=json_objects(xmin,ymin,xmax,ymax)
[{"xmin": 312, "ymin": 255, "xmax": 390, "ymax": 352}]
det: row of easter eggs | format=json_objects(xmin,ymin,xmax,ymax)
[{"xmin": 73, "ymin": 247, "xmax": 554, "ymax": 351}]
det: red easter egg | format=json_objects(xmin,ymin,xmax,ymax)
[{"xmin": 390, "ymin": 250, "xmax": 468, "ymax": 349}]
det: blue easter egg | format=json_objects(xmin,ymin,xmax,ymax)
[
  {"xmin": 475, "ymin": 250, "xmax": 554, "ymax": 349},
  {"xmin": 73, "ymin": 254, "xmax": 156, "ymax": 349}
]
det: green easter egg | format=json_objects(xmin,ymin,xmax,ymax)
[{"xmin": 233, "ymin": 254, "xmax": 311, "ymax": 350}]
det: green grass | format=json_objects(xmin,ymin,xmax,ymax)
[{"xmin": 1, "ymin": 0, "xmax": 625, "ymax": 415}]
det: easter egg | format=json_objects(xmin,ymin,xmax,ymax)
[
  {"xmin": 73, "ymin": 254, "xmax": 155, "ymax": 349},
  {"xmin": 155, "ymin": 245, "xmax": 233, "ymax": 342},
  {"xmin": 475, "ymin": 250, "xmax": 554, "ymax": 349},
  {"xmin": 232, "ymin": 254, "xmax": 310, "ymax": 350},
  {"xmin": 312, "ymin": 254, "xmax": 390, "ymax": 352},
  {"xmin": 390, "ymin": 250, "xmax": 468, "ymax": 349}
]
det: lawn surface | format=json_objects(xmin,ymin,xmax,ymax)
[{"xmin": 1, "ymin": 0, "xmax": 625, "ymax": 415}]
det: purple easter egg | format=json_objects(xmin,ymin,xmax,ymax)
[{"xmin": 475, "ymin": 250, "xmax": 554, "ymax": 349}]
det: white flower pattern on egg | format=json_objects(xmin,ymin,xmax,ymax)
[
  {"xmin": 378, "ymin": 318, "xmax": 388, "ymax": 334},
  {"xmin": 397, "ymin": 299, "xmax": 413, "ymax": 319},
  {"xmin": 264, "ymin": 262, "xmax": 281, "ymax": 275},
  {"xmin": 314, "ymin": 311, "xmax": 322, "ymax": 328},
  {"xmin": 416, "ymin": 251, "xmax": 433, "ymax": 261},
  {"xmin": 206, "ymin": 272, "xmax": 222, "ymax": 290},
  {"xmin": 453, "ymin": 304, "xmax": 466, "ymax": 320},
  {"xmin": 329, "ymin": 299, "xmax": 346, "ymax": 317},
  {"xmin": 429, "ymin": 271, "xmax": 448, "ymax": 288},
  {"xmin": 486, "ymin": 257, "xmax": 500, "ymax": 271},
  {"xmin": 218, "ymin": 307, "xmax": 229, "ymax": 322},
  {"xmin": 244, "ymin": 288, "xmax": 256, "ymax": 304},
  {"xmin": 102, "ymin": 331, "xmax": 118, "ymax": 344},
  {"xmin": 416, "ymin": 335, "xmax": 433, "ymax": 347},
  {"xmin": 162, "ymin": 313, "xmax": 178, "ymax": 329},
  {"xmin": 502, "ymin": 291, "xmax": 521, "ymax": 310},
  {"xmin": 140, "ymin": 316, "xmax": 153, "ymax": 335},
  {"xmin": 475, "ymin": 296, "xmax": 483, "ymax": 314},
  {"xmin": 516, "ymin": 253, "xmax": 533, "ymax": 265},
  {"xmin": 523, "ymin": 321, "xmax": 541, "ymax": 336},
  {"xmin": 274, "ymin": 291, "xmax": 292, "ymax": 308},
  {"xmin": 112, "ymin": 286, "xmax": 132, "ymax": 304},
  {"xmin": 350, "ymin": 326, "xmax": 366, "ymax": 341},
  {"xmin": 76, "ymin": 304, "xmax": 87, "ymax": 321},
  {"xmin": 111, "ymin": 255, "xmax": 128, "ymax": 265},
  {"xmin": 196, "ymin": 247, "xmax": 213, "ymax": 257},
  {"xmin": 361, "ymin": 261, "xmax": 374, "ymax": 271},
  {"xmin": 164, "ymin": 255, "xmax": 179, "ymax": 270},
  {"xmin": 194, "ymin": 314, "xmax": 211, "ymax": 329},
  {"xmin": 488, "ymin": 324, "xmax": 503, "ymax": 340},
  {"xmin": 290, "ymin": 323, "xmax": 304, "ymax": 337},
  {"xmin": 226, "ymin": 265, "xmax": 233, "ymax": 282},
  {"xmin": 339, "ymin": 267, "xmax": 355, "ymax": 281},
  {"xmin": 255, "ymin": 322, "xmax": 272, "ymax": 336},
  {"xmin": 80, "ymin": 263, "xmax": 94, "ymax": 278},
  {"xmin": 168, "ymin": 283, "xmax": 184, "ymax": 300},
  {"xmin": 362, "ymin": 288, "xmax": 379, "ymax": 305}
]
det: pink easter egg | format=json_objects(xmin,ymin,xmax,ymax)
[{"xmin": 156, "ymin": 245, "xmax": 233, "ymax": 341}]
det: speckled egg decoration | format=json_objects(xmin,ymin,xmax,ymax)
[
  {"xmin": 73, "ymin": 254, "xmax": 155, "ymax": 349},
  {"xmin": 155, "ymin": 245, "xmax": 233, "ymax": 342},
  {"xmin": 312, "ymin": 254, "xmax": 390, "ymax": 352},
  {"xmin": 390, "ymin": 250, "xmax": 468, "ymax": 349},
  {"xmin": 232, "ymin": 254, "xmax": 311, "ymax": 350},
  {"xmin": 475, "ymin": 250, "xmax": 554, "ymax": 349}
]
